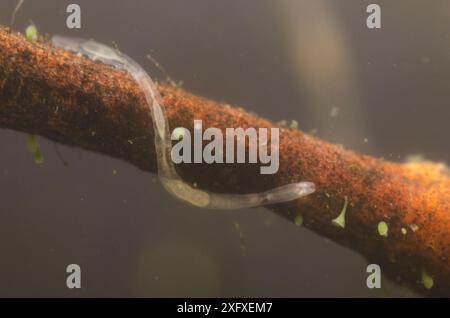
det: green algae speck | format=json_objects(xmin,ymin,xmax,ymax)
[{"xmin": 332, "ymin": 196, "xmax": 348, "ymax": 229}]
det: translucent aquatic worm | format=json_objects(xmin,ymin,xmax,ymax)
[{"xmin": 51, "ymin": 36, "xmax": 316, "ymax": 209}]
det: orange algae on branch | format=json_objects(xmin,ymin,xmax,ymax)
[{"xmin": 0, "ymin": 26, "xmax": 449, "ymax": 296}]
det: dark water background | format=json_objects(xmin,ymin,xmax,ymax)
[{"xmin": 0, "ymin": 0, "xmax": 448, "ymax": 297}]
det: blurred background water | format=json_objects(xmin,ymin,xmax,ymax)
[{"xmin": 0, "ymin": 0, "xmax": 448, "ymax": 297}]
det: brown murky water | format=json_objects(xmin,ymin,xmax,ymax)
[{"xmin": 0, "ymin": 0, "xmax": 448, "ymax": 297}]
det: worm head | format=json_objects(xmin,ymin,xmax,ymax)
[{"xmin": 52, "ymin": 35, "xmax": 126, "ymax": 69}]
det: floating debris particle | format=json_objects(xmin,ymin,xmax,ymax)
[
  {"xmin": 364, "ymin": 138, "xmax": 369, "ymax": 143},
  {"xmin": 289, "ymin": 120, "xmax": 299, "ymax": 129},
  {"xmin": 26, "ymin": 135, "xmax": 44, "ymax": 165},
  {"xmin": 421, "ymin": 269, "xmax": 434, "ymax": 289},
  {"xmin": 332, "ymin": 196, "xmax": 348, "ymax": 229},
  {"xmin": 401, "ymin": 227, "xmax": 407, "ymax": 235},
  {"xmin": 330, "ymin": 106, "xmax": 340, "ymax": 118},
  {"xmin": 112, "ymin": 169, "xmax": 118, "ymax": 175},
  {"xmin": 294, "ymin": 214, "xmax": 303, "ymax": 226},
  {"xmin": 409, "ymin": 224, "xmax": 419, "ymax": 232},
  {"xmin": 233, "ymin": 221, "xmax": 246, "ymax": 251},
  {"xmin": 377, "ymin": 221, "xmax": 389, "ymax": 237},
  {"xmin": 25, "ymin": 25, "xmax": 38, "ymax": 41}
]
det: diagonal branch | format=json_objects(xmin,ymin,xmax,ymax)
[{"xmin": 0, "ymin": 26, "xmax": 449, "ymax": 296}]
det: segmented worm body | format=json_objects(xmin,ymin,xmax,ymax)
[{"xmin": 52, "ymin": 36, "xmax": 316, "ymax": 209}]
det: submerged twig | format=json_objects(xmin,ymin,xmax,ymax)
[{"xmin": 0, "ymin": 26, "xmax": 449, "ymax": 296}]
